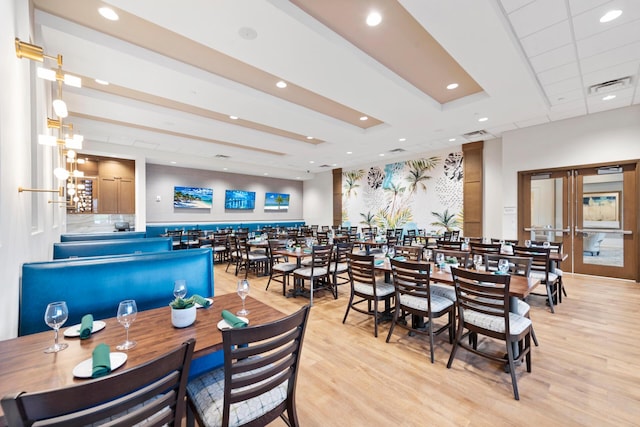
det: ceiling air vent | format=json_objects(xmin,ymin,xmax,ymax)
[
  {"xmin": 462, "ymin": 130, "xmax": 489, "ymax": 140},
  {"xmin": 215, "ymin": 154, "xmax": 230, "ymax": 159},
  {"xmin": 318, "ymin": 164, "xmax": 331, "ymax": 168},
  {"xmin": 588, "ymin": 76, "xmax": 632, "ymax": 95},
  {"xmin": 389, "ymin": 148, "xmax": 406, "ymax": 153}
]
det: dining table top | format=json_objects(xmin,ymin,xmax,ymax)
[
  {"xmin": 0, "ymin": 293, "xmax": 284, "ymax": 424},
  {"xmin": 373, "ymin": 258, "xmax": 540, "ymax": 299}
]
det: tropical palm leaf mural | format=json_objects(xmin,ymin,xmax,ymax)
[
  {"xmin": 430, "ymin": 208, "xmax": 460, "ymax": 232},
  {"xmin": 406, "ymin": 156, "xmax": 440, "ymax": 194}
]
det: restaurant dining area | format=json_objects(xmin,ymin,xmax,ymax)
[{"xmin": 3, "ymin": 0, "xmax": 640, "ymax": 426}]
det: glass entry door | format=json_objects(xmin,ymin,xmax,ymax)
[{"xmin": 518, "ymin": 162, "xmax": 637, "ymax": 281}]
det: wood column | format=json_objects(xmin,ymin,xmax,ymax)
[
  {"xmin": 332, "ymin": 168, "xmax": 342, "ymax": 227},
  {"xmin": 462, "ymin": 141, "xmax": 483, "ymax": 237}
]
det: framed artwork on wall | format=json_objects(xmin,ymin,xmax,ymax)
[
  {"xmin": 225, "ymin": 189, "xmax": 256, "ymax": 210},
  {"xmin": 173, "ymin": 186, "xmax": 213, "ymax": 209},
  {"xmin": 264, "ymin": 192, "xmax": 290, "ymax": 210}
]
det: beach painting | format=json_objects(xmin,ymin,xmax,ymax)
[
  {"xmin": 174, "ymin": 186, "xmax": 213, "ymax": 209},
  {"xmin": 265, "ymin": 192, "xmax": 290, "ymax": 210}
]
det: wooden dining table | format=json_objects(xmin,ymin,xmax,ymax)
[{"xmin": 0, "ymin": 293, "xmax": 285, "ymax": 425}]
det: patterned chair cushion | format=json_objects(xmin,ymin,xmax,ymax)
[
  {"xmin": 463, "ymin": 309, "xmax": 531, "ymax": 336},
  {"xmin": 187, "ymin": 365, "xmax": 288, "ymax": 427},
  {"xmin": 430, "ymin": 283, "xmax": 456, "ymax": 302},
  {"xmin": 476, "ymin": 297, "xmax": 530, "ymax": 316},
  {"xmin": 353, "ymin": 280, "xmax": 394, "ymax": 297},
  {"xmin": 530, "ymin": 271, "xmax": 558, "ymax": 282},
  {"xmin": 244, "ymin": 253, "xmax": 268, "ymax": 262},
  {"xmin": 329, "ymin": 262, "xmax": 348, "ymax": 273},
  {"xmin": 399, "ymin": 293, "xmax": 453, "ymax": 312},
  {"xmin": 294, "ymin": 267, "xmax": 328, "ymax": 277},
  {"xmin": 272, "ymin": 263, "xmax": 297, "ymax": 273}
]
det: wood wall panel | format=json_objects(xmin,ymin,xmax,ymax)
[
  {"xmin": 463, "ymin": 141, "xmax": 483, "ymax": 237},
  {"xmin": 332, "ymin": 168, "xmax": 342, "ymax": 227}
]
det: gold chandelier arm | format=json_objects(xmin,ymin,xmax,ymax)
[{"xmin": 18, "ymin": 187, "xmax": 65, "ymax": 197}]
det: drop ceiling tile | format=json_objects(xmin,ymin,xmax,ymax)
[
  {"xmin": 549, "ymin": 88, "xmax": 585, "ymax": 105},
  {"xmin": 550, "ymin": 99, "xmax": 586, "ymax": 113},
  {"xmin": 548, "ymin": 105, "xmax": 587, "ymax": 120},
  {"xmin": 537, "ymin": 61, "xmax": 581, "ymax": 85},
  {"xmin": 568, "ymin": 0, "xmax": 611, "ymax": 16},
  {"xmin": 529, "ymin": 43, "xmax": 576, "ymax": 73},
  {"xmin": 572, "ymin": 1, "xmax": 640, "ymax": 40},
  {"xmin": 576, "ymin": 19, "xmax": 640, "ymax": 58},
  {"xmin": 580, "ymin": 40, "xmax": 640, "ymax": 73},
  {"xmin": 133, "ymin": 140, "xmax": 159, "ymax": 150},
  {"xmin": 515, "ymin": 115, "xmax": 550, "ymax": 127},
  {"xmin": 500, "ymin": 0, "xmax": 536, "ymax": 14},
  {"xmin": 587, "ymin": 94, "xmax": 634, "ymax": 113},
  {"xmin": 509, "ymin": 0, "xmax": 568, "ymax": 38},
  {"xmin": 543, "ymin": 76, "xmax": 583, "ymax": 96},
  {"xmin": 520, "ymin": 20, "xmax": 573, "ymax": 57}
]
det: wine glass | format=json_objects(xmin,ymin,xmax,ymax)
[
  {"xmin": 388, "ymin": 246, "xmax": 396, "ymax": 259},
  {"xmin": 435, "ymin": 253, "xmax": 445, "ymax": 270},
  {"xmin": 498, "ymin": 259, "xmax": 510, "ymax": 274},
  {"xmin": 116, "ymin": 300, "xmax": 137, "ymax": 351},
  {"xmin": 424, "ymin": 249, "xmax": 433, "ymax": 262},
  {"xmin": 473, "ymin": 254, "xmax": 483, "ymax": 270},
  {"xmin": 173, "ymin": 280, "xmax": 187, "ymax": 299},
  {"xmin": 543, "ymin": 241, "xmax": 551, "ymax": 249},
  {"xmin": 44, "ymin": 301, "xmax": 69, "ymax": 353},
  {"xmin": 524, "ymin": 239, "xmax": 532, "ymax": 248},
  {"xmin": 381, "ymin": 245, "xmax": 389, "ymax": 257},
  {"xmin": 237, "ymin": 279, "xmax": 250, "ymax": 316}
]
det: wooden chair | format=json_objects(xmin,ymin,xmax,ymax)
[
  {"xmin": 166, "ymin": 229, "xmax": 183, "ymax": 250},
  {"xmin": 447, "ymin": 268, "xmax": 532, "ymax": 400},
  {"xmin": 393, "ymin": 245, "xmax": 422, "ymax": 261},
  {"xmin": 492, "ymin": 238, "xmax": 519, "ymax": 246},
  {"xmin": 237, "ymin": 236, "xmax": 268, "ymax": 278},
  {"xmin": 470, "ymin": 243, "xmax": 501, "ymax": 263},
  {"xmin": 329, "ymin": 242, "xmax": 353, "ymax": 298},
  {"xmin": 266, "ymin": 240, "xmax": 298, "ymax": 296},
  {"xmin": 212, "ymin": 233, "xmax": 229, "ymax": 263},
  {"xmin": 187, "ymin": 306, "xmax": 310, "ymax": 427},
  {"xmin": 184, "ymin": 229, "xmax": 203, "ymax": 249},
  {"xmin": 436, "ymin": 239, "xmax": 463, "ymax": 250},
  {"xmin": 433, "ymin": 249, "xmax": 469, "ymax": 268},
  {"xmin": 343, "ymin": 253, "xmax": 395, "ymax": 337},
  {"xmin": 513, "ymin": 246, "xmax": 559, "ymax": 313},
  {"xmin": 2, "ymin": 339, "xmax": 195, "ymax": 426},
  {"xmin": 401, "ymin": 235, "xmax": 415, "ymax": 246},
  {"xmin": 292, "ymin": 244, "xmax": 333, "ymax": 306},
  {"xmin": 530, "ymin": 241, "xmax": 567, "ymax": 302},
  {"xmin": 386, "ymin": 260, "xmax": 454, "ymax": 363}
]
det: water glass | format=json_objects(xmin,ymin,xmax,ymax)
[
  {"xmin": 543, "ymin": 241, "xmax": 551, "ymax": 249},
  {"xmin": 173, "ymin": 280, "xmax": 187, "ymax": 299},
  {"xmin": 435, "ymin": 253, "xmax": 445, "ymax": 270},
  {"xmin": 524, "ymin": 239, "xmax": 531, "ymax": 248},
  {"xmin": 44, "ymin": 301, "xmax": 69, "ymax": 353},
  {"xmin": 237, "ymin": 279, "xmax": 250, "ymax": 316},
  {"xmin": 498, "ymin": 259, "xmax": 510, "ymax": 274},
  {"xmin": 473, "ymin": 254, "xmax": 483, "ymax": 270},
  {"xmin": 424, "ymin": 249, "xmax": 432, "ymax": 262}
]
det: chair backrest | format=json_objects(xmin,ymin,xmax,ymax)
[
  {"xmin": 434, "ymin": 249, "xmax": 469, "ymax": 267},
  {"xmin": 390, "ymin": 259, "xmax": 432, "ymax": 305},
  {"xmin": 402, "ymin": 235, "xmax": 415, "ymax": 246},
  {"xmin": 2, "ymin": 339, "xmax": 195, "ymax": 426},
  {"xmin": 267, "ymin": 239, "xmax": 288, "ymax": 267},
  {"xmin": 311, "ymin": 244, "xmax": 333, "ymax": 270},
  {"xmin": 394, "ymin": 245, "xmax": 422, "ymax": 261},
  {"xmin": 484, "ymin": 254, "xmax": 532, "ymax": 276},
  {"xmin": 470, "ymin": 242, "xmax": 501, "ymax": 256},
  {"xmin": 450, "ymin": 268, "xmax": 512, "ymax": 332},
  {"xmin": 334, "ymin": 242, "xmax": 354, "ymax": 264},
  {"xmin": 491, "ymin": 238, "xmax": 519, "ymax": 246},
  {"xmin": 436, "ymin": 239, "xmax": 463, "ymax": 250},
  {"xmin": 513, "ymin": 246, "xmax": 551, "ymax": 281},
  {"xmin": 347, "ymin": 253, "xmax": 377, "ymax": 288},
  {"xmin": 215, "ymin": 306, "xmax": 310, "ymax": 427},
  {"xmin": 316, "ymin": 231, "xmax": 329, "ymax": 245},
  {"xmin": 406, "ymin": 229, "xmax": 417, "ymax": 237}
]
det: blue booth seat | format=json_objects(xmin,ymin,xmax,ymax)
[
  {"xmin": 60, "ymin": 231, "xmax": 146, "ymax": 242},
  {"xmin": 53, "ymin": 237, "xmax": 172, "ymax": 259},
  {"xmin": 20, "ymin": 248, "xmax": 213, "ymax": 336}
]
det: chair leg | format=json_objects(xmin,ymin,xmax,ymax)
[
  {"xmin": 546, "ymin": 283, "xmax": 555, "ymax": 313},
  {"xmin": 506, "ymin": 340, "xmax": 520, "ymax": 400},
  {"xmin": 342, "ymin": 292, "xmax": 354, "ymax": 324},
  {"xmin": 385, "ymin": 301, "xmax": 399, "ymax": 343}
]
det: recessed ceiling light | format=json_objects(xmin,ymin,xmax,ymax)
[
  {"xmin": 399, "ymin": 138, "xmax": 406, "ymax": 142},
  {"xmin": 602, "ymin": 94, "xmax": 616, "ymax": 101},
  {"xmin": 306, "ymin": 136, "xmax": 313, "ymax": 140},
  {"xmin": 98, "ymin": 7, "xmax": 119, "ymax": 21},
  {"xmin": 264, "ymin": 173, "xmax": 268, "ymax": 176},
  {"xmin": 276, "ymin": 80, "xmax": 287, "ymax": 88},
  {"xmin": 478, "ymin": 117, "xmax": 488, "ymax": 122},
  {"xmin": 379, "ymin": 153, "xmax": 385, "ymax": 157},
  {"xmin": 170, "ymin": 161, "xmax": 177, "ymax": 165},
  {"xmin": 229, "ymin": 115, "xmax": 238, "ymax": 120},
  {"xmin": 346, "ymin": 151, "xmax": 352, "ymax": 155},
  {"xmin": 332, "ymin": 163, "xmax": 337, "ymax": 167},
  {"xmin": 600, "ymin": 9, "xmax": 622, "ymax": 23},
  {"xmin": 366, "ymin": 11, "xmax": 382, "ymax": 26},
  {"xmin": 95, "ymin": 79, "xmax": 109, "ymax": 85},
  {"xmin": 449, "ymin": 138, "xmax": 456, "ymax": 142},
  {"xmin": 359, "ymin": 116, "xmax": 368, "ymax": 121},
  {"xmin": 446, "ymin": 83, "xmax": 459, "ymax": 90},
  {"xmin": 309, "ymin": 160, "xmax": 315, "ymax": 164}
]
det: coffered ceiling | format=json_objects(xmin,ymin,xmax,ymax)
[{"xmin": 30, "ymin": 0, "xmax": 640, "ymax": 180}]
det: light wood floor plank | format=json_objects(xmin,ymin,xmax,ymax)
[{"xmin": 212, "ymin": 263, "xmax": 640, "ymax": 426}]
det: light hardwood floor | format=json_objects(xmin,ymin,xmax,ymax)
[{"xmin": 213, "ymin": 263, "xmax": 640, "ymax": 426}]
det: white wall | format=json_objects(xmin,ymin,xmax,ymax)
[
  {"xmin": 302, "ymin": 170, "xmax": 333, "ymax": 226},
  {"xmin": 146, "ymin": 163, "xmax": 303, "ymax": 223},
  {"xmin": 499, "ymin": 105, "xmax": 640, "ymax": 238},
  {"xmin": 1, "ymin": 1, "xmax": 64, "ymax": 340},
  {"xmin": 483, "ymin": 138, "xmax": 503, "ymax": 238}
]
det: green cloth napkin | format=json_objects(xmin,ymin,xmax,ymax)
[
  {"xmin": 79, "ymin": 314, "xmax": 93, "ymax": 340},
  {"xmin": 221, "ymin": 310, "xmax": 248, "ymax": 328},
  {"xmin": 374, "ymin": 259, "xmax": 384, "ymax": 265},
  {"xmin": 193, "ymin": 294, "xmax": 212, "ymax": 308},
  {"xmin": 92, "ymin": 343, "xmax": 111, "ymax": 378},
  {"xmin": 393, "ymin": 256, "xmax": 406, "ymax": 262}
]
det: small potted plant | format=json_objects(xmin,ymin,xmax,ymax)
[{"xmin": 169, "ymin": 296, "xmax": 197, "ymax": 328}]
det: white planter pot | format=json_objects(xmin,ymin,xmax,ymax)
[{"xmin": 171, "ymin": 306, "xmax": 196, "ymax": 328}]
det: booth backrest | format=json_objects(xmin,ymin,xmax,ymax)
[
  {"xmin": 20, "ymin": 248, "xmax": 213, "ymax": 336},
  {"xmin": 53, "ymin": 237, "xmax": 172, "ymax": 259},
  {"xmin": 60, "ymin": 231, "xmax": 146, "ymax": 241},
  {"xmin": 145, "ymin": 221, "xmax": 305, "ymax": 238}
]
